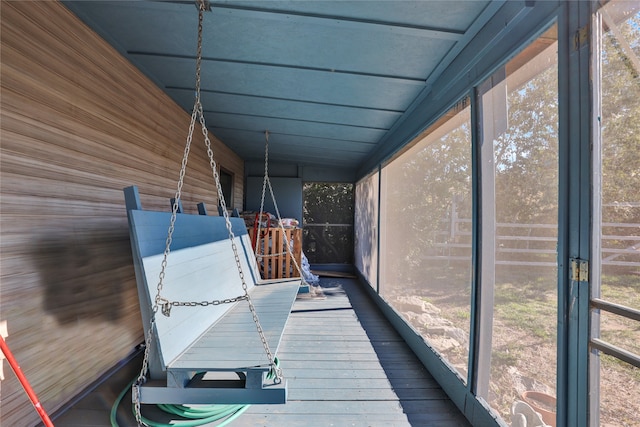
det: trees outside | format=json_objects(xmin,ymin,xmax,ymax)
[
  {"xmin": 493, "ymin": 65, "xmax": 558, "ymax": 228},
  {"xmin": 594, "ymin": 5, "xmax": 640, "ymax": 426},
  {"xmin": 379, "ymin": 101, "xmax": 474, "ymax": 382},
  {"xmin": 599, "ymin": 6, "xmax": 640, "ymax": 274},
  {"xmin": 381, "ymin": 102, "xmax": 472, "ymax": 288},
  {"xmin": 361, "ymin": 5, "xmax": 639, "ymax": 425},
  {"xmin": 482, "ymin": 39, "xmax": 560, "ymax": 421},
  {"xmin": 302, "ymin": 182, "xmax": 354, "ymax": 264}
]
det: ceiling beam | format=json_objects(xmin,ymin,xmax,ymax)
[
  {"xmin": 167, "ymin": 87, "xmax": 406, "ymax": 113},
  {"xmin": 203, "ymin": 110, "xmax": 390, "ymax": 131},
  {"xmin": 128, "ymin": 52, "xmax": 427, "ymax": 84},
  {"xmin": 211, "ymin": 127, "xmax": 379, "ymax": 146},
  {"xmin": 208, "ymin": 3, "xmax": 466, "ymax": 41}
]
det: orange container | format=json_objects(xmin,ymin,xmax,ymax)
[{"xmin": 521, "ymin": 390, "xmax": 556, "ymax": 427}]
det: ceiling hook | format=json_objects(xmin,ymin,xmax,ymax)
[{"xmin": 196, "ymin": 0, "xmax": 211, "ymax": 12}]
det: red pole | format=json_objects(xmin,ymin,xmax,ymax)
[{"xmin": 0, "ymin": 335, "xmax": 55, "ymax": 427}]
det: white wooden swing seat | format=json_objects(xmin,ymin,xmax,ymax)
[{"xmin": 124, "ymin": 186, "xmax": 300, "ymax": 405}]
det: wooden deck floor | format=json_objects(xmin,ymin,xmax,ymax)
[{"xmin": 54, "ymin": 278, "xmax": 471, "ymax": 426}]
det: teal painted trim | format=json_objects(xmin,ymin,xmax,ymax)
[
  {"xmin": 197, "ymin": 202, "xmax": 208, "ymax": 215},
  {"xmin": 431, "ymin": 2, "xmax": 533, "ymax": 101},
  {"xmin": 474, "ymin": 70, "xmax": 498, "ymax": 400},
  {"xmin": 124, "ymin": 186, "xmax": 142, "ymax": 211},
  {"xmin": 356, "ymin": 1, "xmax": 562, "ymax": 179},
  {"xmin": 576, "ymin": 3, "xmax": 595, "ymax": 426},
  {"xmin": 558, "ymin": 1, "xmax": 596, "ymax": 425},
  {"xmin": 556, "ymin": 3, "xmax": 571, "ymax": 424},
  {"xmin": 424, "ymin": 1, "xmax": 506, "ymax": 91},
  {"xmin": 468, "ymin": 87, "xmax": 481, "ymax": 394},
  {"xmin": 577, "ymin": 280, "xmax": 591, "ymax": 427},
  {"xmin": 350, "ymin": 3, "xmax": 599, "ymax": 426},
  {"xmin": 375, "ymin": 164, "xmax": 382, "ymax": 294}
]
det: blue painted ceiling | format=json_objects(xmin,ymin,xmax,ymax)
[{"xmin": 64, "ymin": 1, "xmax": 497, "ymax": 172}]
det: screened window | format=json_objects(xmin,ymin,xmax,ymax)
[
  {"xmin": 477, "ymin": 25, "xmax": 559, "ymax": 423},
  {"xmin": 355, "ymin": 172, "xmax": 379, "ymax": 289},
  {"xmin": 591, "ymin": 2, "xmax": 640, "ymax": 425},
  {"xmin": 379, "ymin": 98, "xmax": 472, "ymax": 383}
]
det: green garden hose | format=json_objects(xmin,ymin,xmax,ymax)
[
  {"xmin": 110, "ymin": 358, "xmax": 280, "ymax": 427},
  {"xmin": 110, "ymin": 378, "xmax": 248, "ymax": 427}
]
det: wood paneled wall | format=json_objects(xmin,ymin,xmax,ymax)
[{"xmin": 0, "ymin": 2, "xmax": 244, "ymax": 425}]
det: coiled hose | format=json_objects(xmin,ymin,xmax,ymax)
[{"xmin": 110, "ymin": 358, "xmax": 280, "ymax": 426}]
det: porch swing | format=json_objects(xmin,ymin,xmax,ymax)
[{"xmin": 122, "ymin": 1, "xmax": 300, "ymax": 424}]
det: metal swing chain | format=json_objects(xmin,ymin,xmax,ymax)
[
  {"xmin": 132, "ymin": 7, "xmax": 205, "ymax": 425},
  {"xmin": 195, "ymin": 88, "xmax": 281, "ymax": 385},
  {"xmin": 256, "ymin": 131, "xmax": 308, "ymax": 285},
  {"xmin": 149, "ymin": 3, "xmax": 254, "ymax": 316},
  {"xmin": 133, "ymin": 3, "xmax": 279, "ymax": 425},
  {"xmin": 255, "ymin": 131, "xmax": 270, "ymax": 257},
  {"xmin": 133, "ymin": 77, "xmax": 201, "ymax": 427},
  {"xmin": 189, "ymin": 6, "xmax": 280, "ymax": 384}
]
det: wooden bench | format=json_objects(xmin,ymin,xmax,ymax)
[{"xmin": 124, "ymin": 186, "xmax": 300, "ymax": 405}]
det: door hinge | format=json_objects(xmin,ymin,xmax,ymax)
[{"xmin": 570, "ymin": 258, "xmax": 589, "ymax": 282}]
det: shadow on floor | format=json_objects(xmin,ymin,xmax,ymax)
[{"xmin": 327, "ymin": 278, "xmax": 471, "ymax": 426}]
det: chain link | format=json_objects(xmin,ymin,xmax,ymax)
[
  {"xmin": 162, "ymin": 295, "xmax": 248, "ymax": 316},
  {"xmin": 255, "ymin": 131, "xmax": 270, "ymax": 259},
  {"xmin": 256, "ymin": 131, "xmax": 308, "ymax": 288},
  {"xmin": 133, "ymin": 314, "xmax": 156, "ymax": 426},
  {"xmin": 197, "ymin": 82, "xmax": 281, "ymax": 384}
]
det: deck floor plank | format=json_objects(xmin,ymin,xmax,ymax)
[
  {"xmin": 240, "ymin": 278, "xmax": 470, "ymax": 426},
  {"xmin": 54, "ymin": 278, "xmax": 471, "ymax": 426}
]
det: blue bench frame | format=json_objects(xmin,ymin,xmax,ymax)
[{"xmin": 124, "ymin": 186, "xmax": 300, "ymax": 404}]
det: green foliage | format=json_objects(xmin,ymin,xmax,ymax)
[
  {"xmin": 455, "ymin": 309, "xmax": 471, "ymax": 321},
  {"xmin": 494, "ymin": 281, "xmax": 556, "ymax": 340},
  {"xmin": 600, "ymin": 12, "xmax": 640, "ymax": 226},
  {"xmin": 601, "ymin": 273, "xmax": 640, "ymax": 306},
  {"xmin": 303, "ymin": 182, "xmax": 354, "ymax": 225},
  {"xmin": 383, "ymin": 106, "xmax": 473, "ymax": 282},
  {"xmin": 303, "ymin": 182, "xmax": 354, "ymax": 263},
  {"xmin": 492, "ymin": 64, "xmax": 558, "ymax": 225},
  {"xmin": 491, "ymin": 345, "xmax": 520, "ymax": 366}
]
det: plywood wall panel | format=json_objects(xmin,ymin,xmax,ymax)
[{"xmin": 0, "ymin": 2, "xmax": 244, "ymax": 425}]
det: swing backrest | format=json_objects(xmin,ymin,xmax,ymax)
[{"xmin": 124, "ymin": 186, "xmax": 260, "ymax": 375}]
